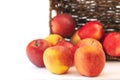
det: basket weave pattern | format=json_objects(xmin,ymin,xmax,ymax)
[
  {"xmin": 49, "ymin": 0, "xmax": 120, "ymax": 60},
  {"xmin": 50, "ymin": 0, "xmax": 120, "ymax": 31}
]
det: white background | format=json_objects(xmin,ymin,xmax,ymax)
[{"xmin": 0, "ymin": 0, "xmax": 120, "ymax": 80}]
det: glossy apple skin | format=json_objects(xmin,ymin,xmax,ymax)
[
  {"xmin": 74, "ymin": 45, "xmax": 106, "ymax": 77},
  {"xmin": 51, "ymin": 13, "xmax": 76, "ymax": 37},
  {"xmin": 103, "ymin": 32, "xmax": 120, "ymax": 57},
  {"xmin": 78, "ymin": 21, "xmax": 104, "ymax": 40},
  {"xmin": 26, "ymin": 39, "xmax": 49, "ymax": 67}
]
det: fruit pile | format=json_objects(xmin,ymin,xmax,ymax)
[{"xmin": 26, "ymin": 13, "xmax": 120, "ymax": 77}]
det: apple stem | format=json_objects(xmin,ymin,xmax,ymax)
[
  {"xmin": 35, "ymin": 40, "xmax": 40, "ymax": 47},
  {"xmin": 91, "ymin": 41, "xmax": 94, "ymax": 45}
]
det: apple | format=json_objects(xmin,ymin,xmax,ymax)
[
  {"xmin": 51, "ymin": 13, "xmax": 76, "ymax": 38},
  {"xmin": 56, "ymin": 40, "xmax": 76, "ymax": 56},
  {"xmin": 103, "ymin": 32, "xmax": 120, "ymax": 57},
  {"xmin": 45, "ymin": 34, "xmax": 63, "ymax": 46},
  {"xmin": 26, "ymin": 39, "xmax": 49, "ymax": 67},
  {"xmin": 56, "ymin": 40, "xmax": 77, "ymax": 65},
  {"xmin": 43, "ymin": 46, "xmax": 72, "ymax": 74},
  {"xmin": 74, "ymin": 45, "xmax": 106, "ymax": 77},
  {"xmin": 77, "ymin": 38, "xmax": 103, "ymax": 49},
  {"xmin": 78, "ymin": 21, "xmax": 104, "ymax": 40},
  {"xmin": 71, "ymin": 30, "xmax": 81, "ymax": 45}
]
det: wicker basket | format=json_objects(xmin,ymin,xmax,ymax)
[{"xmin": 49, "ymin": 0, "xmax": 120, "ymax": 61}]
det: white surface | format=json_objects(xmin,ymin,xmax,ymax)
[{"xmin": 0, "ymin": 0, "xmax": 120, "ymax": 80}]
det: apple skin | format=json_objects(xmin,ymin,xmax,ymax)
[
  {"xmin": 45, "ymin": 34, "xmax": 63, "ymax": 46},
  {"xmin": 71, "ymin": 30, "xmax": 81, "ymax": 45},
  {"xmin": 77, "ymin": 38, "xmax": 103, "ymax": 49},
  {"xmin": 56, "ymin": 40, "xmax": 77, "ymax": 65},
  {"xmin": 56, "ymin": 40, "xmax": 76, "ymax": 56},
  {"xmin": 51, "ymin": 13, "xmax": 76, "ymax": 38},
  {"xmin": 26, "ymin": 39, "xmax": 49, "ymax": 67},
  {"xmin": 43, "ymin": 46, "xmax": 72, "ymax": 74},
  {"xmin": 103, "ymin": 32, "xmax": 120, "ymax": 57},
  {"xmin": 78, "ymin": 21, "xmax": 104, "ymax": 40},
  {"xmin": 74, "ymin": 45, "xmax": 106, "ymax": 77}
]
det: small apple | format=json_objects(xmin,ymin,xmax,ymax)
[
  {"xmin": 51, "ymin": 13, "xmax": 76, "ymax": 37},
  {"xmin": 43, "ymin": 46, "xmax": 72, "ymax": 74},
  {"xmin": 78, "ymin": 21, "xmax": 104, "ymax": 40},
  {"xmin": 71, "ymin": 30, "xmax": 81, "ymax": 45},
  {"xmin": 74, "ymin": 45, "xmax": 106, "ymax": 77},
  {"xmin": 26, "ymin": 39, "xmax": 49, "ymax": 67},
  {"xmin": 103, "ymin": 32, "xmax": 120, "ymax": 57},
  {"xmin": 45, "ymin": 34, "xmax": 63, "ymax": 46}
]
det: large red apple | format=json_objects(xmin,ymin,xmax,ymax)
[
  {"xmin": 51, "ymin": 13, "xmax": 76, "ymax": 37},
  {"xmin": 26, "ymin": 39, "xmax": 49, "ymax": 67},
  {"xmin": 74, "ymin": 45, "xmax": 106, "ymax": 77},
  {"xmin": 103, "ymin": 32, "xmax": 120, "ymax": 57},
  {"xmin": 78, "ymin": 21, "xmax": 104, "ymax": 40}
]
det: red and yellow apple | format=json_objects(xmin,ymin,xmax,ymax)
[
  {"xmin": 103, "ymin": 32, "xmax": 120, "ymax": 57},
  {"xmin": 43, "ymin": 46, "xmax": 72, "ymax": 74},
  {"xmin": 26, "ymin": 39, "xmax": 49, "ymax": 67},
  {"xmin": 78, "ymin": 21, "xmax": 104, "ymax": 40},
  {"xmin": 51, "ymin": 13, "xmax": 76, "ymax": 37},
  {"xmin": 74, "ymin": 45, "xmax": 106, "ymax": 77}
]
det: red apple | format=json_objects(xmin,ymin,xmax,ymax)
[
  {"xmin": 51, "ymin": 13, "xmax": 76, "ymax": 37},
  {"xmin": 56, "ymin": 40, "xmax": 77, "ymax": 65},
  {"xmin": 26, "ymin": 39, "xmax": 49, "ymax": 67},
  {"xmin": 103, "ymin": 32, "xmax": 120, "ymax": 57},
  {"xmin": 56, "ymin": 40, "xmax": 76, "ymax": 55},
  {"xmin": 78, "ymin": 21, "xmax": 104, "ymax": 40}
]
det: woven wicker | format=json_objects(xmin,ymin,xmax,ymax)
[{"xmin": 49, "ymin": 0, "xmax": 120, "ymax": 61}]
